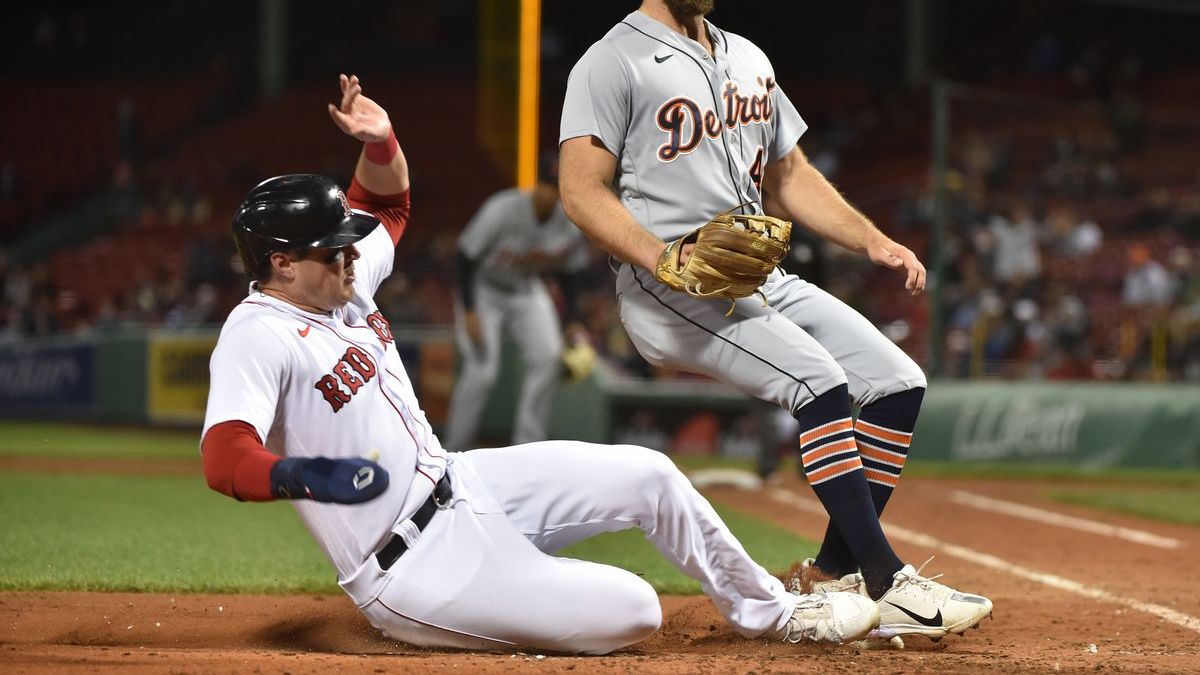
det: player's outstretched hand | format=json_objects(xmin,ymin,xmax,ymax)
[
  {"xmin": 327, "ymin": 73, "xmax": 392, "ymax": 144},
  {"xmin": 867, "ymin": 237, "xmax": 926, "ymax": 296},
  {"xmin": 270, "ymin": 456, "xmax": 390, "ymax": 504}
]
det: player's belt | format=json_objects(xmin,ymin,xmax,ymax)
[{"xmin": 375, "ymin": 473, "xmax": 453, "ymax": 570}]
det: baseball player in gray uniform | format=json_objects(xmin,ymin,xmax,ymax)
[
  {"xmin": 442, "ymin": 157, "xmax": 590, "ymax": 450},
  {"xmin": 559, "ymin": 0, "xmax": 992, "ymax": 642}
]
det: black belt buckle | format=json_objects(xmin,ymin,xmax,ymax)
[
  {"xmin": 376, "ymin": 474, "xmax": 452, "ymax": 571},
  {"xmin": 431, "ymin": 473, "xmax": 453, "ymax": 509}
]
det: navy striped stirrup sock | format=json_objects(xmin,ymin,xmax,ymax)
[
  {"xmin": 858, "ymin": 387, "xmax": 924, "ymax": 513},
  {"xmin": 796, "ymin": 384, "xmax": 901, "ymax": 597},
  {"xmin": 812, "ymin": 387, "xmax": 926, "ymax": 582}
]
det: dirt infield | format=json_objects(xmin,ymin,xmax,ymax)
[{"xmin": 3, "ymin": 474, "xmax": 1198, "ymax": 673}]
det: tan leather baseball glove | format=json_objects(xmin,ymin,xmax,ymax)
[{"xmin": 655, "ymin": 212, "xmax": 792, "ymax": 315}]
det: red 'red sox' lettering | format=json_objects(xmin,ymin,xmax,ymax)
[
  {"xmin": 314, "ymin": 346, "xmax": 377, "ymax": 412},
  {"xmin": 366, "ymin": 310, "xmax": 394, "ymax": 345}
]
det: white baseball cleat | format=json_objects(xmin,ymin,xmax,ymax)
[
  {"xmin": 780, "ymin": 591, "xmax": 880, "ymax": 645},
  {"xmin": 871, "ymin": 558, "xmax": 993, "ymax": 639},
  {"xmin": 791, "ymin": 559, "xmax": 906, "ymax": 649}
]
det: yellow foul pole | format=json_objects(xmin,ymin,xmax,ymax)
[{"xmin": 516, "ymin": 0, "xmax": 541, "ymax": 188}]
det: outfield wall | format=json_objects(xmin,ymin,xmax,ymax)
[
  {"xmin": 1, "ymin": 332, "xmax": 1197, "ymax": 469},
  {"xmin": 0, "ymin": 329, "xmax": 455, "ymax": 426},
  {"xmin": 914, "ymin": 382, "xmax": 1200, "ymax": 469}
]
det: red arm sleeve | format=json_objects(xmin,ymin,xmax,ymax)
[
  {"xmin": 201, "ymin": 420, "xmax": 280, "ymax": 501},
  {"xmin": 346, "ymin": 180, "xmax": 411, "ymax": 247}
]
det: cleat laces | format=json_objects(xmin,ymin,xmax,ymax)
[
  {"xmin": 892, "ymin": 557, "xmax": 952, "ymax": 603},
  {"xmin": 783, "ymin": 595, "xmax": 840, "ymax": 644}
]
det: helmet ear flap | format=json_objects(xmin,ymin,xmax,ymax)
[{"xmin": 232, "ymin": 225, "xmax": 285, "ymax": 281}]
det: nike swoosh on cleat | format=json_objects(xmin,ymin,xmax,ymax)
[
  {"xmin": 298, "ymin": 325, "xmax": 311, "ymax": 337},
  {"xmin": 654, "ymin": 54, "xmax": 673, "ymax": 63},
  {"xmin": 886, "ymin": 602, "xmax": 943, "ymax": 627}
]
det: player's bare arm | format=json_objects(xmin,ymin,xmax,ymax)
[
  {"xmin": 560, "ymin": 136, "xmax": 667, "ymax": 272},
  {"xmin": 328, "ymin": 73, "xmax": 411, "ymax": 195},
  {"xmin": 764, "ymin": 145, "xmax": 926, "ymax": 295}
]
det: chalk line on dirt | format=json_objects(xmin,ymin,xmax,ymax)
[{"xmin": 947, "ymin": 490, "xmax": 1181, "ymax": 550}]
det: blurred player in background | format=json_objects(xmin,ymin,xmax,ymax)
[{"xmin": 442, "ymin": 154, "xmax": 592, "ymax": 450}]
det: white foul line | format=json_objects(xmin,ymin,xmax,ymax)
[
  {"xmin": 766, "ymin": 488, "xmax": 1200, "ymax": 636},
  {"xmin": 948, "ymin": 490, "xmax": 1182, "ymax": 550}
]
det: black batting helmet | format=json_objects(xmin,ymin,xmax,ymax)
[{"xmin": 231, "ymin": 174, "xmax": 380, "ymax": 280}]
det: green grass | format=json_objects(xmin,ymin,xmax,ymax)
[
  {"xmin": 0, "ymin": 471, "xmax": 813, "ymax": 595},
  {"xmin": 1048, "ymin": 488, "xmax": 1200, "ymax": 527},
  {"xmin": 0, "ymin": 421, "xmax": 199, "ymax": 459},
  {"xmin": 0, "ymin": 473, "xmax": 335, "ymax": 593},
  {"xmin": 11, "ymin": 420, "xmax": 1194, "ymax": 594}
]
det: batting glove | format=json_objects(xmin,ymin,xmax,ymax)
[{"xmin": 269, "ymin": 457, "xmax": 389, "ymax": 504}]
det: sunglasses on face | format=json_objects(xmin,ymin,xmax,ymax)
[
  {"xmin": 293, "ymin": 247, "xmax": 349, "ymax": 265},
  {"xmin": 318, "ymin": 248, "xmax": 345, "ymax": 265}
]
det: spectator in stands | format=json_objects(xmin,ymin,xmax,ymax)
[
  {"xmin": 1042, "ymin": 282, "xmax": 1090, "ymax": 351},
  {"xmin": 184, "ymin": 231, "xmax": 233, "ymax": 288},
  {"xmin": 1169, "ymin": 246, "xmax": 1199, "ymax": 308},
  {"xmin": 164, "ymin": 283, "xmax": 218, "ymax": 329},
  {"xmin": 3, "ymin": 265, "xmax": 31, "ymax": 310},
  {"xmin": 0, "ymin": 305, "xmax": 21, "ymax": 344},
  {"xmin": 990, "ymin": 204, "xmax": 1043, "ymax": 285},
  {"xmin": 26, "ymin": 291, "xmax": 59, "ymax": 337},
  {"xmin": 1046, "ymin": 206, "xmax": 1102, "ymax": 258},
  {"xmin": 1122, "ymin": 243, "xmax": 1174, "ymax": 308},
  {"xmin": 90, "ymin": 294, "xmax": 123, "ymax": 332}
]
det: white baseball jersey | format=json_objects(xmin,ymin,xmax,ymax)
[
  {"xmin": 203, "ymin": 224, "xmax": 448, "ymax": 588},
  {"xmin": 560, "ymin": 11, "xmax": 926, "ymax": 411},
  {"xmin": 560, "ymin": 10, "xmax": 807, "ymax": 240},
  {"xmin": 457, "ymin": 188, "xmax": 589, "ymax": 290}
]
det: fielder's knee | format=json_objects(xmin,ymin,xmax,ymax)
[
  {"xmin": 861, "ymin": 357, "xmax": 927, "ymax": 407},
  {"xmin": 523, "ymin": 351, "xmax": 561, "ymax": 376}
]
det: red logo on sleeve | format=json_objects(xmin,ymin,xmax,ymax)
[
  {"xmin": 314, "ymin": 345, "xmax": 377, "ymax": 412},
  {"xmin": 366, "ymin": 311, "xmax": 394, "ymax": 345}
]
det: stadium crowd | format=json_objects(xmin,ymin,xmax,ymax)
[{"xmin": 2, "ymin": 4, "xmax": 1198, "ymax": 383}]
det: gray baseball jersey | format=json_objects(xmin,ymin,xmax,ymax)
[
  {"xmin": 560, "ymin": 10, "xmax": 806, "ymax": 240},
  {"xmin": 560, "ymin": 11, "xmax": 926, "ymax": 412},
  {"xmin": 458, "ymin": 188, "xmax": 588, "ymax": 290},
  {"xmin": 444, "ymin": 188, "xmax": 589, "ymax": 450}
]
